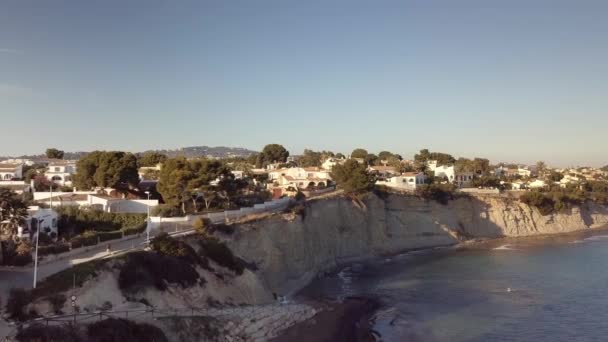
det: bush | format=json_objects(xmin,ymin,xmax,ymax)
[
  {"xmin": 198, "ymin": 237, "xmax": 245, "ymax": 275},
  {"xmin": 151, "ymin": 204, "xmax": 182, "ymax": 218},
  {"xmin": 56, "ymin": 206, "xmax": 146, "ymax": 237},
  {"xmin": 16, "ymin": 323, "xmax": 82, "ymax": 342},
  {"xmin": 6, "ymin": 288, "xmax": 33, "ymax": 321},
  {"xmin": 98, "ymin": 230, "xmax": 123, "ymax": 242},
  {"xmin": 193, "ymin": 217, "xmax": 211, "ymax": 235},
  {"xmin": 69, "ymin": 231, "xmax": 99, "ymax": 249},
  {"xmin": 150, "ymin": 233, "xmax": 201, "ymax": 265},
  {"xmin": 47, "ymin": 293, "xmax": 67, "ymax": 314},
  {"xmin": 416, "ymin": 184, "xmax": 457, "ymax": 205},
  {"xmin": 38, "ymin": 243, "xmax": 71, "ymax": 256},
  {"xmin": 520, "ymin": 191, "xmax": 555, "ymax": 215},
  {"xmin": 122, "ymin": 223, "xmax": 147, "ymax": 236},
  {"xmin": 118, "ymin": 251, "xmax": 201, "ymax": 293},
  {"xmin": 87, "ymin": 318, "xmax": 168, "ymax": 342}
]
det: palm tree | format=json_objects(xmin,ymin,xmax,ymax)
[{"xmin": 0, "ymin": 188, "xmax": 28, "ymax": 238}]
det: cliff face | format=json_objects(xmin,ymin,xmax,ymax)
[{"xmin": 228, "ymin": 193, "xmax": 608, "ymax": 297}]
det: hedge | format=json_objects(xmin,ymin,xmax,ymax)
[
  {"xmin": 122, "ymin": 223, "xmax": 147, "ymax": 236},
  {"xmin": 38, "ymin": 243, "xmax": 71, "ymax": 256},
  {"xmin": 57, "ymin": 206, "xmax": 146, "ymax": 235},
  {"xmin": 98, "ymin": 230, "xmax": 123, "ymax": 242}
]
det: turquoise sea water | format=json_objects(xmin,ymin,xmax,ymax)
[{"xmin": 303, "ymin": 231, "xmax": 608, "ymax": 342}]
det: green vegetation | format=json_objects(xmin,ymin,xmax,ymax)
[
  {"xmin": 56, "ymin": 206, "xmax": 146, "ymax": 236},
  {"xmin": 16, "ymin": 323, "xmax": 81, "ymax": 342},
  {"xmin": 197, "ymin": 236, "xmax": 245, "ymax": 275},
  {"xmin": 470, "ymin": 176, "xmax": 501, "ymax": 188},
  {"xmin": 87, "ymin": 318, "xmax": 168, "ymax": 342},
  {"xmin": 15, "ymin": 318, "xmax": 168, "ymax": 342},
  {"xmin": 45, "ymin": 147, "xmax": 65, "ymax": 159},
  {"xmin": 1, "ymin": 240, "xmax": 33, "ymax": 266},
  {"xmin": 5, "ymin": 288, "xmax": 35, "ymax": 321},
  {"xmin": 137, "ymin": 151, "xmax": 167, "ymax": 167},
  {"xmin": 350, "ymin": 148, "xmax": 368, "ymax": 159},
  {"xmin": 258, "ymin": 143, "xmax": 289, "ymax": 166},
  {"xmin": 330, "ymin": 159, "xmax": 375, "ymax": 194},
  {"xmin": 73, "ymin": 151, "xmax": 140, "ymax": 190},
  {"xmin": 414, "ymin": 149, "xmax": 456, "ymax": 167},
  {"xmin": 117, "ymin": 251, "xmax": 202, "ymax": 293},
  {"xmin": 518, "ymin": 181, "xmax": 608, "ymax": 215},
  {"xmin": 0, "ymin": 187, "xmax": 28, "ymax": 237},
  {"xmin": 151, "ymin": 232, "xmax": 203, "ymax": 265},
  {"xmin": 416, "ymin": 183, "xmax": 457, "ymax": 205}
]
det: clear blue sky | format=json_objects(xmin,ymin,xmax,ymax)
[{"xmin": 1, "ymin": 0, "xmax": 607, "ymax": 167}]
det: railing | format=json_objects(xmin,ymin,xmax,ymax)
[{"xmin": 4, "ymin": 302, "xmax": 317, "ymax": 341}]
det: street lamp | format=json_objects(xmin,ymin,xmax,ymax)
[
  {"xmin": 145, "ymin": 191, "xmax": 151, "ymax": 244},
  {"xmin": 33, "ymin": 218, "xmax": 43, "ymax": 289}
]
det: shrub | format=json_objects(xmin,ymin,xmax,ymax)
[
  {"xmin": 47, "ymin": 293, "xmax": 67, "ymax": 314},
  {"xmin": 416, "ymin": 184, "xmax": 457, "ymax": 205},
  {"xmin": 16, "ymin": 323, "xmax": 82, "ymax": 342},
  {"xmin": 98, "ymin": 230, "xmax": 123, "ymax": 242},
  {"xmin": 70, "ymin": 233, "xmax": 98, "ymax": 249},
  {"xmin": 122, "ymin": 223, "xmax": 147, "ymax": 236},
  {"xmin": 6, "ymin": 288, "xmax": 33, "ymax": 321},
  {"xmin": 118, "ymin": 251, "xmax": 201, "ymax": 293},
  {"xmin": 150, "ymin": 233, "xmax": 201, "ymax": 265},
  {"xmin": 151, "ymin": 204, "xmax": 182, "ymax": 218},
  {"xmin": 193, "ymin": 217, "xmax": 211, "ymax": 235},
  {"xmin": 87, "ymin": 318, "xmax": 168, "ymax": 342},
  {"xmin": 198, "ymin": 237, "xmax": 245, "ymax": 275},
  {"xmin": 520, "ymin": 191, "xmax": 555, "ymax": 215},
  {"xmin": 56, "ymin": 206, "xmax": 146, "ymax": 237},
  {"xmin": 38, "ymin": 243, "xmax": 71, "ymax": 256}
]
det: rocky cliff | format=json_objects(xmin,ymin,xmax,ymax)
[{"xmin": 228, "ymin": 193, "xmax": 608, "ymax": 297}]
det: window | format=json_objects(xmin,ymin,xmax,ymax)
[
  {"xmin": 52, "ymin": 218, "xmax": 57, "ymax": 228},
  {"xmin": 54, "ymin": 167, "xmax": 60, "ymax": 172}
]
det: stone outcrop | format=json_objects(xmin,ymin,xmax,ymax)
[{"xmin": 227, "ymin": 193, "xmax": 608, "ymax": 297}]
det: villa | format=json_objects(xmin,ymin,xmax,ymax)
[
  {"xmin": 0, "ymin": 163, "xmax": 23, "ymax": 181},
  {"xmin": 376, "ymin": 172, "xmax": 426, "ymax": 191},
  {"xmin": 45, "ymin": 160, "xmax": 77, "ymax": 186}
]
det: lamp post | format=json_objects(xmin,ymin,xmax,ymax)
[
  {"xmin": 145, "ymin": 191, "xmax": 151, "ymax": 244},
  {"xmin": 33, "ymin": 218, "xmax": 43, "ymax": 289}
]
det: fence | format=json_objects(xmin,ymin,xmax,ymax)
[
  {"xmin": 5, "ymin": 302, "xmax": 317, "ymax": 341},
  {"xmin": 149, "ymin": 197, "xmax": 294, "ymax": 229}
]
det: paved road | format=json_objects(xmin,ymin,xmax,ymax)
[{"xmin": 0, "ymin": 228, "xmax": 196, "ymax": 299}]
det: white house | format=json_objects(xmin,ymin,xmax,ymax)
[
  {"xmin": 1, "ymin": 206, "xmax": 60, "ymax": 241},
  {"xmin": 35, "ymin": 192, "xmax": 158, "ymax": 214},
  {"xmin": 138, "ymin": 163, "xmax": 163, "ymax": 180},
  {"xmin": 0, "ymin": 163, "xmax": 23, "ymax": 181},
  {"xmin": 434, "ymin": 165, "xmax": 455, "ymax": 182},
  {"xmin": 321, "ymin": 157, "xmax": 346, "ymax": 171},
  {"xmin": 426, "ymin": 160, "xmax": 438, "ymax": 172},
  {"xmin": 268, "ymin": 167, "xmax": 332, "ymax": 189},
  {"xmin": 368, "ymin": 165, "xmax": 399, "ymax": 178},
  {"xmin": 45, "ymin": 160, "xmax": 77, "ymax": 186},
  {"xmin": 528, "ymin": 179, "xmax": 547, "ymax": 189},
  {"xmin": 518, "ymin": 168, "xmax": 532, "ymax": 178},
  {"xmin": 376, "ymin": 172, "xmax": 426, "ymax": 191},
  {"xmin": 231, "ymin": 170, "xmax": 245, "ymax": 179},
  {"xmin": 560, "ymin": 174, "xmax": 582, "ymax": 188}
]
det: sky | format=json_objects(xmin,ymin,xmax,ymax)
[{"xmin": 1, "ymin": 0, "xmax": 607, "ymax": 167}]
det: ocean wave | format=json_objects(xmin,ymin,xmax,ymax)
[
  {"xmin": 584, "ymin": 235, "xmax": 608, "ymax": 242},
  {"xmin": 493, "ymin": 244, "xmax": 519, "ymax": 251}
]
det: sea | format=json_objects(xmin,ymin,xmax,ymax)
[{"xmin": 301, "ymin": 230, "xmax": 608, "ymax": 342}]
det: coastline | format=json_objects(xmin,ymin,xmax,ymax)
[
  {"xmin": 270, "ymin": 224, "xmax": 608, "ymax": 342},
  {"xmin": 271, "ymin": 297, "xmax": 380, "ymax": 342}
]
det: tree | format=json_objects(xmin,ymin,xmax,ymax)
[
  {"xmin": 0, "ymin": 188, "xmax": 28, "ymax": 237},
  {"xmin": 350, "ymin": 148, "xmax": 368, "ymax": 159},
  {"xmin": 157, "ymin": 158, "xmax": 232, "ymax": 213},
  {"xmin": 335, "ymin": 153, "xmax": 345, "ymax": 159},
  {"xmin": 45, "ymin": 148, "xmax": 64, "ymax": 159},
  {"xmin": 547, "ymin": 171, "xmax": 564, "ymax": 182},
  {"xmin": 414, "ymin": 149, "xmax": 455, "ymax": 166},
  {"xmin": 378, "ymin": 151, "xmax": 394, "ymax": 160},
  {"xmin": 536, "ymin": 161, "xmax": 547, "ymax": 175},
  {"xmin": 299, "ymin": 149, "xmax": 322, "ymax": 167},
  {"xmin": 364, "ymin": 153, "xmax": 379, "ymax": 166},
  {"xmin": 259, "ymin": 144, "xmax": 289, "ymax": 166},
  {"xmin": 330, "ymin": 159, "xmax": 375, "ymax": 194},
  {"xmin": 73, "ymin": 151, "xmax": 139, "ymax": 190},
  {"xmin": 601, "ymin": 165, "xmax": 608, "ymax": 172},
  {"xmin": 138, "ymin": 151, "xmax": 167, "ymax": 167}
]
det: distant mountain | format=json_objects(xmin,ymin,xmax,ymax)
[
  {"xmin": 144, "ymin": 146, "xmax": 258, "ymax": 159},
  {"xmin": 1, "ymin": 146, "xmax": 257, "ymax": 161}
]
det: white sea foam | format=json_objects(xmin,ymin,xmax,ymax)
[{"xmin": 493, "ymin": 244, "xmax": 518, "ymax": 250}]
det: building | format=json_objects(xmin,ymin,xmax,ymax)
[
  {"xmin": 518, "ymin": 168, "xmax": 533, "ymax": 178},
  {"xmin": 434, "ymin": 165, "xmax": 455, "ymax": 181},
  {"xmin": 528, "ymin": 179, "xmax": 547, "ymax": 189},
  {"xmin": 321, "ymin": 157, "xmax": 346, "ymax": 171},
  {"xmin": 138, "ymin": 163, "xmax": 162, "ymax": 180},
  {"xmin": 376, "ymin": 172, "xmax": 426, "ymax": 191},
  {"xmin": 45, "ymin": 160, "xmax": 77, "ymax": 186},
  {"xmin": 0, "ymin": 206, "xmax": 59, "ymax": 241},
  {"xmin": 269, "ymin": 167, "xmax": 332, "ymax": 189},
  {"xmin": 0, "ymin": 163, "xmax": 23, "ymax": 180},
  {"xmin": 426, "ymin": 160, "xmax": 438, "ymax": 172},
  {"xmin": 368, "ymin": 165, "xmax": 399, "ymax": 178}
]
